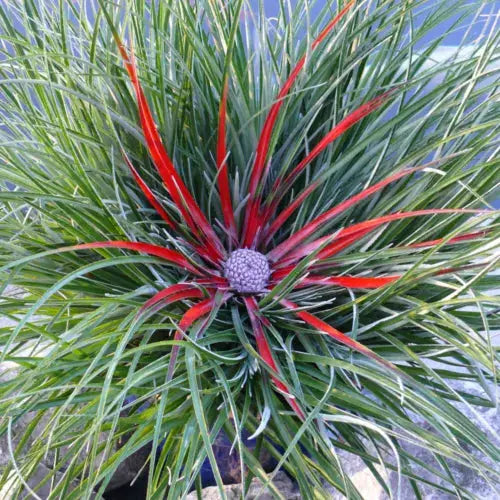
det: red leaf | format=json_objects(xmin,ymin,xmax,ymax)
[
  {"xmin": 216, "ymin": 79, "xmax": 237, "ymax": 240},
  {"xmin": 283, "ymin": 91, "xmax": 397, "ymax": 189},
  {"xmin": 436, "ymin": 263, "xmax": 487, "ymax": 276},
  {"xmin": 190, "ymin": 242, "xmax": 225, "ymax": 269},
  {"xmin": 295, "ymin": 275, "xmax": 400, "ymax": 289},
  {"xmin": 276, "ymin": 263, "xmax": 487, "ymax": 292},
  {"xmin": 407, "ymin": 230, "xmax": 489, "ymax": 248},
  {"xmin": 270, "ymin": 265, "xmax": 299, "ymax": 281},
  {"xmin": 60, "ymin": 241, "xmax": 203, "ymax": 275},
  {"xmin": 280, "ymin": 299, "xmax": 404, "ymax": 377},
  {"xmin": 241, "ymin": 201, "xmax": 266, "ymax": 248},
  {"xmin": 122, "ymin": 150, "xmax": 176, "ymax": 229},
  {"xmin": 244, "ymin": 297, "xmax": 305, "ymax": 419},
  {"xmin": 262, "ymin": 182, "xmax": 319, "ymax": 247},
  {"xmin": 114, "ymin": 38, "xmax": 224, "ymax": 260},
  {"xmin": 277, "ymin": 227, "xmax": 491, "ymax": 269},
  {"xmin": 194, "ymin": 276, "xmax": 229, "ymax": 287},
  {"xmin": 263, "ymin": 89, "xmax": 398, "ymax": 234},
  {"xmin": 139, "ymin": 284, "xmax": 204, "ymax": 316},
  {"xmin": 270, "ymin": 208, "xmax": 489, "ymax": 264},
  {"xmin": 242, "ymin": 1, "xmax": 355, "ymax": 247},
  {"xmin": 179, "ymin": 297, "xmax": 216, "ymax": 330},
  {"xmin": 166, "ymin": 298, "xmax": 215, "ymax": 380},
  {"xmin": 275, "ymin": 228, "xmax": 372, "ymax": 268},
  {"xmin": 166, "ymin": 293, "xmax": 231, "ymax": 380},
  {"xmin": 268, "ymin": 166, "xmax": 425, "ymax": 262},
  {"xmin": 317, "ymin": 209, "xmax": 489, "ymax": 261}
]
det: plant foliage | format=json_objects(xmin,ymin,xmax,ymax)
[{"xmin": 0, "ymin": 0, "xmax": 499, "ymax": 498}]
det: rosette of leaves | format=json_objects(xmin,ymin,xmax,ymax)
[{"xmin": 0, "ymin": 0, "xmax": 499, "ymax": 498}]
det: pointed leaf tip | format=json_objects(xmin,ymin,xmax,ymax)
[
  {"xmin": 242, "ymin": 0, "xmax": 356, "ymax": 247},
  {"xmin": 244, "ymin": 297, "xmax": 305, "ymax": 419},
  {"xmin": 216, "ymin": 79, "xmax": 237, "ymax": 240},
  {"xmin": 122, "ymin": 150, "xmax": 176, "ymax": 229},
  {"xmin": 280, "ymin": 299, "xmax": 409, "ymax": 381},
  {"xmin": 113, "ymin": 37, "xmax": 225, "ymax": 260},
  {"xmin": 60, "ymin": 241, "xmax": 203, "ymax": 275}
]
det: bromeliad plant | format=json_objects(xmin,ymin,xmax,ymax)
[{"xmin": 0, "ymin": 0, "xmax": 499, "ymax": 498}]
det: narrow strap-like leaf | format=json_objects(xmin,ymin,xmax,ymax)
[
  {"xmin": 246, "ymin": 0, "xmax": 355, "ymax": 198},
  {"xmin": 268, "ymin": 166, "xmax": 424, "ymax": 261},
  {"xmin": 57, "ymin": 241, "xmax": 204, "ymax": 275},
  {"xmin": 265, "ymin": 162, "xmax": 422, "ymax": 247},
  {"xmin": 242, "ymin": 1, "xmax": 355, "ymax": 247},
  {"xmin": 293, "ymin": 275, "xmax": 400, "ymax": 289},
  {"xmin": 167, "ymin": 298, "xmax": 215, "ymax": 381},
  {"xmin": 297, "ymin": 266, "xmax": 488, "ymax": 288},
  {"xmin": 121, "ymin": 149, "xmax": 176, "ymax": 229},
  {"xmin": 108, "ymin": 28, "xmax": 225, "ymax": 260},
  {"xmin": 244, "ymin": 297, "xmax": 305, "ymax": 419},
  {"xmin": 407, "ymin": 230, "xmax": 489, "ymax": 248},
  {"xmin": 193, "ymin": 276, "xmax": 229, "ymax": 287},
  {"xmin": 270, "ymin": 208, "xmax": 489, "ymax": 263},
  {"xmin": 262, "ymin": 182, "xmax": 319, "ymax": 247},
  {"xmin": 167, "ymin": 293, "xmax": 231, "ymax": 381},
  {"xmin": 216, "ymin": 79, "xmax": 237, "ymax": 241},
  {"xmin": 275, "ymin": 254, "xmax": 489, "ymax": 287},
  {"xmin": 274, "ymin": 229, "xmax": 370, "ymax": 270},
  {"xmin": 316, "ymin": 209, "xmax": 491, "ymax": 261},
  {"xmin": 138, "ymin": 284, "xmax": 205, "ymax": 316},
  {"xmin": 280, "ymin": 299, "xmax": 408, "ymax": 379},
  {"xmin": 262, "ymin": 89, "xmax": 398, "ymax": 238}
]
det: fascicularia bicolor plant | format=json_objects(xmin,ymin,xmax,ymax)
[{"xmin": 0, "ymin": 0, "xmax": 498, "ymax": 498}]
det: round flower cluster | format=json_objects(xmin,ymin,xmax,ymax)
[{"xmin": 224, "ymin": 249, "xmax": 270, "ymax": 293}]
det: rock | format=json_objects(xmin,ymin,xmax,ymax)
[
  {"xmin": 0, "ymin": 287, "xmax": 150, "ymax": 496},
  {"xmin": 0, "ymin": 362, "xmax": 87, "ymax": 499},
  {"xmin": 319, "ymin": 377, "xmax": 499, "ymax": 500},
  {"xmin": 326, "ymin": 451, "xmax": 387, "ymax": 500},
  {"xmin": 199, "ymin": 430, "xmax": 277, "ymax": 486},
  {"xmin": 104, "ymin": 431, "xmax": 151, "ymax": 492},
  {"xmin": 185, "ymin": 471, "xmax": 300, "ymax": 500},
  {"xmin": 388, "ymin": 379, "xmax": 499, "ymax": 499},
  {"xmin": 0, "ymin": 362, "xmax": 149, "ymax": 497},
  {"xmin": 0, "ymin": 464, "xmax": 87, "ymax": 500}
]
